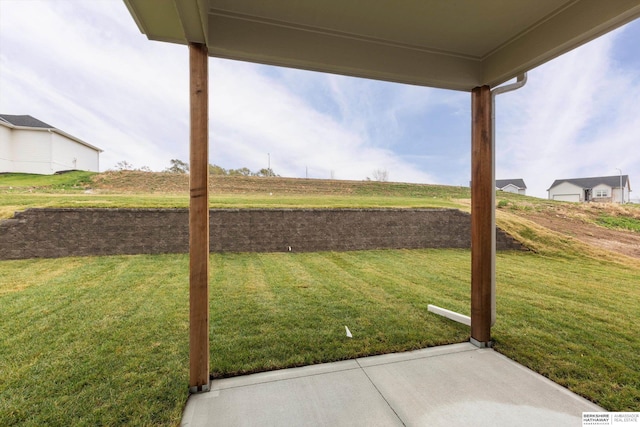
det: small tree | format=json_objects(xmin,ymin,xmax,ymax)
[
  {"xmin": 256, "ymin": 168, "xmax": 277, "ymax": 177},
  {"xmin": 113, "ymin": 160, "xmax": 134, "ymax": 171},
  {"xmin": 372, "ymin": 168, "xmax": 389, "ymax": 182},
  {"xmin": 228, "ymin": 167, "xmax": 252, "ymax": 176},
  {"xmin": 164, "ymin": 159, "xmax": 189, "ymax": 174},
  {"xmin": 209, "ymin": 164, "xmax": 227, "ymax": 175}
]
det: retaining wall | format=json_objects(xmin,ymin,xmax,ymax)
[{"xmin": 0, "ymin": 208, "xmax": 525, "ymax": 260}]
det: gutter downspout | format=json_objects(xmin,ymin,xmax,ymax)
[{"xmin": 490, "ymin": 73, "xmax": 527, "ymax": 326}]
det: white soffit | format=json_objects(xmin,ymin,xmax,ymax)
[{"xmin": 124, "ymin": 0, "xmax": 640, "ymax": 91}]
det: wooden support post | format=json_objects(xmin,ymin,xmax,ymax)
[
  {"xmin": 189, "ymin": 42, "xmax": 210, "ymax": 392},
  {"xmin": 470, "ymin": 85, "xmax": 493, "ymax": 347}
]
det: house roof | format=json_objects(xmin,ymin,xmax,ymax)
[
  {"xmin": 0, "ymin": 114, "xmax": 103, "ymax": 153},
  {"xmin": 496, "ymin": 179, "xmax": 526, "ymax": 190},
  {"xmin": 124, "ymin": 0, "xmax": 640, "ymax": 91},
  {"xmin": 548, "ymin": 175, "xmax": 630, "ymax": 191},
  {"xmin": 0, "ymin": 114, "xmax": 54, "ymax": 129}
]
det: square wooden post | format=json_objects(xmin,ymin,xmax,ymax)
[
  {"xmin": 189, "ymin": 42, "xmax": 210, "ymax": 392},
  {"xmin": 470, "ymin": 85, "xmax": 493, "ymax": 347}
]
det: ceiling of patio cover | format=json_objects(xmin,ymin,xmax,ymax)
[{"xmin": 124, "ymin": 0, "xmax": 640, "ymax": 91}]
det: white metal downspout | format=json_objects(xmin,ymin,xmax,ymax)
[
  {"xmin": 490, "ymin": 73, "xmax": 527, "ymax": 326},
  {"xmin": 428, "ymin": 73, "xmax": 527, "ymax": 329}
]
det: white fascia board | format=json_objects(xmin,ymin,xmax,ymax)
[
  {"xmin": 482, "ymin": 0, "xmax": 640, "ymax": 87},
  {"xmin": 548, "ymin": 181, "xmax": 584, "ymax": 192},
  {"xmin": 500, "ymin": 184, "xmax": 519, "ymax": 191},
  {"xmin": 124, "ymin": 0, "xmax": 188, "ymax": 45},
  {"xmin": 125, "ymin": 0, "xmax": 208, "ymax": 45}
]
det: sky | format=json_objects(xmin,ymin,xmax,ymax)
[{"xmin": 1, "ymin": 1, "xmax": 639, "ymax": 199}]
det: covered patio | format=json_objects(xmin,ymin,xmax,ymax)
[{"xmin": 123, "ymin": 0, "xmax": 640, "ymax": 423}]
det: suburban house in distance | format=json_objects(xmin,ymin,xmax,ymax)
[
  {"xmin": 0, "ymin": 114, "xmax": 102, "ymax": 175},
  {"xmin": 547, "ymin": 175, "xmax": 631, "ymax": 203},
  {"xmin": 496, "ymin": 179, "xmax": 527, "ymax": 195}
]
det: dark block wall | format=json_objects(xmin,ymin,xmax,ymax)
[{"xmin": 0, "ymin": 208, "xmax": 525, "ymax": 260}]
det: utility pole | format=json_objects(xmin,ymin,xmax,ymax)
[
  {"xmin": 616, "ymin": 168, "xmax": 623, "ymax": 203},
  {"xmin": 268, "ymin": 153, "xmax": 270, "ymax": 171}
]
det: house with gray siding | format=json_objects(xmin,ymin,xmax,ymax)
[
  {"xmin": 547, "ymin": 175, "xmax": 631, "ymax": 203},
  {"xmin": 496, "ymin": 179, "xmax": 527, "ymax": 195}
]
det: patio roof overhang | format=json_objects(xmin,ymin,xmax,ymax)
[{"xmin": 124, "ymin": 0, "xmax": 640, "ymax": 91}]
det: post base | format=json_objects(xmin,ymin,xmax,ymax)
[
  {"xmin": 189, "ymin": 382, "xmax": 211, "ymax": 394},
  {"xmin": 470, "ymin": 337, "xmax": 493, "ymax": 348}
]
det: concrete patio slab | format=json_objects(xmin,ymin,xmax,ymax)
[{"xmin": 181, "ymin": 342, "xmax": 602, "ymax": 426}]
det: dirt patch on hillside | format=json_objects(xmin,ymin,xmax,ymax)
[
  {"xmin": 91, "ymin": 171, "xmax": 189, "ymax": 193},
  {"xmin": 525, "ymin": 213, "xmax": 640, "ymax": 258},
  {"xmin": 503, "ymin": 203, "xmax": 640, "ymax": 259},
  {"xmin": 90, "ymin": 172, "xmax": 365, "ymax": 194}
]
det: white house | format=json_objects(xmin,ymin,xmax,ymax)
[
  {"xmin": 496, "ymin": 179, "xmax": 527, "ymax": 195},
  {"xmin": 547, "ymin": 175, "xmax": 631, "ymax": 203},
  {"xmin": 0, "ymin": 114, "xmax": 102, "ymax": 175}
]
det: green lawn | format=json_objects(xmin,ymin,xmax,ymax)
[{"xmin": 1, "ymin": 249, "xmax": 639, "ymax": 425}]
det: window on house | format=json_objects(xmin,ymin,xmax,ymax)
[{"xmin": 595, "ymin": 189, "xmax": 608, "ymax": 198}]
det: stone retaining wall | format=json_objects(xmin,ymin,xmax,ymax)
[{"xmin": 0, "ymin": 208, "xmax": 525, "ymax": 259}]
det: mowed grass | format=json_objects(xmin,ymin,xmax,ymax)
[
  {"xmin": 1, "ymin": 251, "xmax": 469, "ymax": 425},
  {"xmin": 2, "ymin": 249, "xmax": 639, "ymax": 425},
  {"xmin": 209, "ymin": 250, "xmax": 471, "ymax": 376},
  {"xmin": 493, "ymin": 253, "xmax": 640, "ymax": 411},
  {"xmin": 0, "ymin": 255, "xmax": 190, "ymax": 425}
]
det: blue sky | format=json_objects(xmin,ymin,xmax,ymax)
[{"xmin": 1, "ymin": 1, "xmax": 638, "ymax": 199}]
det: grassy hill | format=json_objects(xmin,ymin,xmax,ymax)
[
  {"xmin": 0, "ymin": 170, "xmax": 471, "ymax": 197},
  {"xmin": 0, "ymin": 170, "xmax": 470, "ymax": 219}
]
